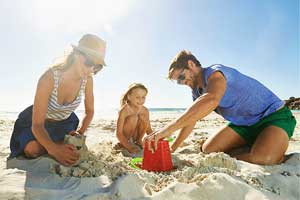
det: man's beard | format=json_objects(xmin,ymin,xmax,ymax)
[{"xmin": 190, "ymin": 73, "xmax": 201, "ymax": 89}]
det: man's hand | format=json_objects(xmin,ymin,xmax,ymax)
[
  {"xmin": 170, "ymin": 144, "xmax": 178, "ymax": 153},
  {"xmin": 48, "ymin": 143, "xmax": 79, "ymax": 166},
  {"xmin": 143, "ymin": 131, "xmax": 165, "ymax": 152}
]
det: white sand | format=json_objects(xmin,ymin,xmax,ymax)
[{"xmin": 1, "ymin": 112, "xmax": 300, "ymax": 200}]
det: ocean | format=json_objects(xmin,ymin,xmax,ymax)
[
  {"xmin": 1, "ymin": 108, "xmax": 298, "ymax": 123},
  {"xmin": 0, "ymin": 108, "xmax": 187, "ymax": 121}
]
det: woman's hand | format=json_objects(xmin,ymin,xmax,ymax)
[
  {"xmin": 48, "ymin": 143, "xmax": 80, "ymax": 166},
  {"xmin": 68, "ymin": 130, "xmax": 83, "ymax": 136}
]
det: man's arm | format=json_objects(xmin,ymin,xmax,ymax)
[
  {"xmin": 171, "ymin": 122, "xmax": 196, "ymax": 152},
  {"xmin": 155, "ymin": 71, "xmax": 227, "ymax": 140}
]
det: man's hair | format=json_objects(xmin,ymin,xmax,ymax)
[{"xmin": 168, "ymin": 50, "xmax": 201, "ymax": 79}]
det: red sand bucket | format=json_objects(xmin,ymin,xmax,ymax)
[{"xmin": 142, "ymin": 139, "xmax": 173, "ymax": 172}]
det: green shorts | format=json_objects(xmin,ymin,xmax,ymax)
[{"xmin": 228, "ymin": 106, "xmax": 296, "ymax": 146}]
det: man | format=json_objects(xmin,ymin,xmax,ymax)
[{"xmin": 144, "ymin": 50, "xmax": 296, "ymax": 165}]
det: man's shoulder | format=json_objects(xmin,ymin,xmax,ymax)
[
  {"xmin": 205, "ymin": 64, "xmax": 226, "ymax": 71},
  {"xmin": 204, "ymin": 64, "xmax": 238, "ymax": 80}
]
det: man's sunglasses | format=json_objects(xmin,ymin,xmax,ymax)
[{"xmin": 176, "ymin": 69, "xmax": 186, "ymax": 85}]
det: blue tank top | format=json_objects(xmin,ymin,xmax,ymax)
[{"xmin": 192, "ymin": 64, "xmax": 284, "ymax": 126}]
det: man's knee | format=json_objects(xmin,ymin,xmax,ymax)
[
  {"xmin": 201, "ymin": 141, "xmax": 218, "ymax": 154},
  {"xmin": 249, "ymin": 153, "xmax": 279, "ymax": 165}
]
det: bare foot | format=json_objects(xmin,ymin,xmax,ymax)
[
  {"xmin": 136, "ymin": 140, "xmax": 144, "ymax": 149},
  {"xmin": 113, "ymin": 143, "xmax": 124, "ymax": 150}
]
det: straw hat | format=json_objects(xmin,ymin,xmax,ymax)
[{"xmin": 72, "ymin": 34, "xmax": 106, "ymax": 66}]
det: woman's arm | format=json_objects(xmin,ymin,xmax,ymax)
[
  {"xmin": 77, "ymin": 76, "xmax": 94, "ymax": 134},
  {"xmin": 31, "ymin": 70, "xmax": 79, "ymax": 166},
  {"xmin": 32, "ymin": 70, "xmax": 57, "ymax": 151}
]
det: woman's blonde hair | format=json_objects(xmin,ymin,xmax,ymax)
[
  {"xmin": 50, "ymin": 47, "xmax": 77, "ymax": 71},
  {"xmin": 50, "ymin": 47, "xmax": 103, "ymax": 75},
  {"xmin": 120, "ymin": 83, "xmax": 148, "ymax": 107}
]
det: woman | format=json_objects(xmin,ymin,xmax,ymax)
[{"xmin": 9, "ymin": 34, "xmax": 106, "ymax": 166}]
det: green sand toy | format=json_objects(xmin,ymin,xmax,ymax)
[{"xmin": 129, "ymin": 157, "xmax": 143, "ymax": 169}]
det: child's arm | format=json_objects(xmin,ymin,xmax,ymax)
[
  {"xmin": 116, "ymin": 108, "xmax": 138, "ymax": 153},
  {"xmin": 145, "ymin": 109, "xmax": 153, "ymax": 135}
]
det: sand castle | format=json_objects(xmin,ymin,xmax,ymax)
[
  {"xmin": 51, "ymin": 135, "xmax": 131, "ymax": 178},
  {"xmin": 51, "ymin": 134, "xmax": 91, "ymax": 177}
]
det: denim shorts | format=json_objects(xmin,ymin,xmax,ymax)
[
  {"xmin": 9, "ymin": 105, "xmax": 79, "ymax": 158},
  {"xmin": 228, "ymin": 106, "xmax": 296, "ymax": 146}
]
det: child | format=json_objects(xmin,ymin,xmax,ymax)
[{"xmin": 115, "ymin": 83, "xmax": 153, "ymax": 154}]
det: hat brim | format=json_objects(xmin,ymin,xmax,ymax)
[{"xmin": 72, "ymin": 45, "xmax": 106, "ymax": 66}]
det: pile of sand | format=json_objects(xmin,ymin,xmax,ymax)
[
  {"xmin": 41, "ymin": 139, "xmax": 300, "ymax": 200},
  {"xmin": 2, "ymin": 112, "xmax": 299, "ymax": 200}
]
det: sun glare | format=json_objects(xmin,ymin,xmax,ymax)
[{"xmin": 29, "ymin": 0, "xmax": 137, "ymax": 32}]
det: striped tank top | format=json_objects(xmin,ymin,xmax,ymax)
[{"xmin": 46, "ymin": 69, "xmax": 87, "ymax": 120}]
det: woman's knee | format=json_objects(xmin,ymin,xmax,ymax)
[{"xmin": 24, "ymin": 141, "xmax": 45, "ymax": 158}]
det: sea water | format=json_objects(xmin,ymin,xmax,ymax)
[{"xmin": 0, "ymin": 108, "xmax": 187, "ymax": 121}]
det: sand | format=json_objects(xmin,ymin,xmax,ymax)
[{"xmin": 1, "ymin": 112, "xmax": 299, "ymax": 200}]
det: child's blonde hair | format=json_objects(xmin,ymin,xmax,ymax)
[{"xmin": 120, "ymin": 83, "xmax": 148, "ymax": 107}]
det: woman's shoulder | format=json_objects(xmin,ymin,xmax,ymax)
[
  {"xmin": 86, "ymin": 75, "xmax": 93, "ymax": 84},
  {"xmin": 38, "ymin": 68, "xmax": 54, "ymax": 85},
  {"xmin": 34, "ymin": 68, "xmax": 55, "ymax": 98}
]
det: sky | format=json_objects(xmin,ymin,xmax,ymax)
[{"xmin": 0, "ymin": 0, "xmax": 299, "ymax": 112}]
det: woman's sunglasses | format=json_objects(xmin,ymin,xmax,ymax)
[{"xmin": 82, "ymin": 53, "xmax": 104, "ymax": 74}]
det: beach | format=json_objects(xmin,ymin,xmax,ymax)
[{"xmin": 0, "ymin": 109, "xmax": 299, "ymax": 200}]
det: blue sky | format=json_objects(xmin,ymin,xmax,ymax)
[{"xmin": 0, "ymin": 0, "xmax": 299, "ymax": 111}]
